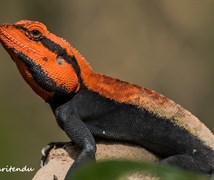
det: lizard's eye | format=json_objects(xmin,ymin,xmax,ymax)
[{"xmin": 28, "ymin": 29, "xmax": 43, "ymax": 40}]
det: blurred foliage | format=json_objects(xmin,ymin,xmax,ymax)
[
  {"xmin": 71, "ymin": 160, "xmax": 211, "ymax": 180},
  {"xmin": 0, "ymin": 0, "xmax": 214, "ymax": 179}
]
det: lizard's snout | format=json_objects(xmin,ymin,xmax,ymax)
[
  {"xmin": 0, "ymin": 24, "xmax": 13, "ymax": 42},
  {"xmin": 0, "ymin": 24, "xmax": 12, "ymax": 33}
]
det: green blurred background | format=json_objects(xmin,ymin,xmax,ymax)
[{"xmin": 0, "ymin": 0, "xmax": 214, "ymax": 179}]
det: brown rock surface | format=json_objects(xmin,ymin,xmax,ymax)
[{"xmin": 33, "ymin": 140, "xmax": 159, "ymax": 180}]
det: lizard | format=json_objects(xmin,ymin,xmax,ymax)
[{"xmin": 0, "ymin": 20, "xmax": 214, "ymax": 179}]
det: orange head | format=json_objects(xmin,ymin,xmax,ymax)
[{"xmin": 0, "ymin": 20, "xmax": 80, "ymax": 102}]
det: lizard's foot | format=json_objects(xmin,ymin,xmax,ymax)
[
  {"xmin": 53, "ymin": 175, "xmax": 58, "ymax": 180},
  {"xmin": 40, "ymin": 141, "xmax": 71, "ymax": 167}
]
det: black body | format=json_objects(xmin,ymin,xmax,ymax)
[{"xmin": 50, "ymin": 84, "xmax": 214, "ymax": 178}]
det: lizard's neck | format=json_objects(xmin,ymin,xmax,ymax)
[
  {"xmin": 71, "ymin": 47, "xmax": 141, "ymax": 103},
  {"xmin": 71, "ymin": 47, "xmax": 94, "ymax": 81}
]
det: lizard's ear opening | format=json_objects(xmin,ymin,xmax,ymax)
[{"xmin": 56, "ymin": 56, "xmax": 64, "ymax": 65}]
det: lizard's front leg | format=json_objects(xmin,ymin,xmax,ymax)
[{"xmin": 57, "ymin": 112, "xmax": 96, "ymax": 179}]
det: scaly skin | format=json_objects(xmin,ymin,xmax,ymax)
[{"xmin": 0, "ymin": 20, "xmax": 214, "ymax": 179}]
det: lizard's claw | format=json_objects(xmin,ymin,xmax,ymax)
[
  {"xmin": 40, "ymin": 142, "xmax": 68, "ymax": 167},
  {"xmin": 53, "ymin": 175, "xmax": 58, "ymax": 180}
]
